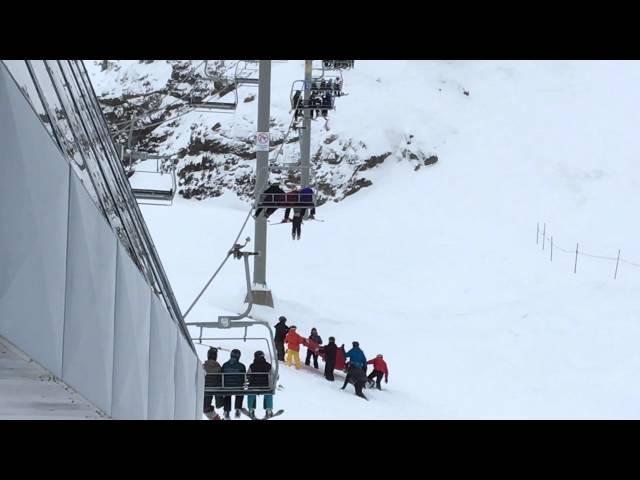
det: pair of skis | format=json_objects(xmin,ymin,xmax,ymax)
[{"xmin": 239, "ymin": 408, "xmax": 285, "ymax": 421}]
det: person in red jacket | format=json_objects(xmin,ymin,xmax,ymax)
[
  {"xmin": 284, "ymin": 325, "xmax": 306, "ymax": 369},
  {"xmin": 366, "ymin": 354, "xmax": 389, "ymax": 390}
]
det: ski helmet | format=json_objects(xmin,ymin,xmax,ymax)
[
  {"xmin": 254, "ymin": 350, "xmax": 265, "ymax": 359},
  {"xmin": 231, "ymin": 349, "xmax": 241, "ymax": 359},
  {"xmin": 279, "ymin": 316, "xmax": 287, "ymax": 322},
  {"xmin": 352, "ymin": 341, "xmax": 359, "ymax": 348}
]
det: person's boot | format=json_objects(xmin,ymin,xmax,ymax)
[
  {"xmin": 224, "ymin": 411, "xmax": 230, "ymax": 420},
  {"xmin": 377, "ymin": 385, "xmax": 382, "ymax": 391},
  {"xmin": 249, "ymin": 408, "xmax": 256, "ymax": 419},
  {"xmin": 265, "ymin": 408, "xmax": 274, "ymax": 418},
  {"xmin": 235, "ymin": 409, "xmax": 241, "ymax": 418}
]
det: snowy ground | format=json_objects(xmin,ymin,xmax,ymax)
[
  {"xmin": 140, "ymin": 61, "xmax": 640, "ymax": 419},
  {"xmin": 0, "ymin": 336, "xmax": 105, "ymax": 419}
]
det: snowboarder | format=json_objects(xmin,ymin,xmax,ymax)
[
  {"xmin": 341, "ymin": 362, "xmax": 368, "ymax": 400},
  {"xmin": 366, "ymin": 354, "xmax": 389, "ymax": 390},
  {"xmin": 304, "ymin": 328, "xmax": 323, "ymax": 369},
  {"xmin": 274, "ymin": 316, "xmax": 289, "ymax": 362},
  {"xmin": 247, "ymin": 350, "xmax": 275, "ymax": 419},
  {"xmin": 285, "ymin": 325, "xmax": 305, "ymax": 369},
  {"xmin": 203, "ymin": 347, "xmax": 222, "ymax": 419},
  {"xmin": 221, "ymin": 349, "xmax": 246, "ymax": 419},
  {"xmin": 319, "ymin": 336, "xmax": 338, "ymax": 381},
  {"xmin": 345, "ymin": 341, "xmax": 367, "ymax": 375}
]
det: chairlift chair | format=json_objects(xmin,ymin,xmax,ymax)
[
  {"xmin": 123, "ymin": 148, "xmax": 178, "ymax": 206},
  {"xmin": 185, "ymin": 240, "xmax": 279, "ymax": 395}
]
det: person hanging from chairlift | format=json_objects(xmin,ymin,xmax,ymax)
[
  {"xmin": 247, "ymin": 350, "xmax": 275, "ymax": 419},
  {"xmin": 221, "ymin": 349, "xmax": 247, "ymax": 419},
  {"xmin": 313, "ymin": 94, "xmax": 323, "ymax": 119},
  {"xmin": 292, "ymin": 208, "xmax": 303, "ymax": 240},
  {"xmin": 307, "ymin": 94, "xmax": 316, "ymax": 120},
  {"xmin": 321, "ymin": 92, "xmax": 333, "ymax": 119},
  {"xmin": 292, "ymin": 90, "xmax": 302, "ymax": 121},
  {"xmin": 284, "ymin": 325, "xmax": 306, "ymax": 369},
  {"xmin": 334, "ymin": 77, "xmax": 342, "ymax": 97},
  {"xmin": 282, "ymin": 186, "xmax": 300, "ymax": 223},
  {"xmin": 304, "ymin": 328, "xmax": 323, "ymax": 369},
  {"xmin": 366, "ymin": 354, "xmax": 389, "ymax": 391},
  {"xmin": 274, "ymin": 316, "xmax": 289, "ymax": 362},
  {"xmin": 203, "ymin": 347, "xmax": 223, "ymax": 420}
]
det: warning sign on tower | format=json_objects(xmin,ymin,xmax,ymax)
[{"xmin": 256, "ymin": 132, "xmax": 270, "ymax": 152}]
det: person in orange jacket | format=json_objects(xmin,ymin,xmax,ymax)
[
  {"xmin": 284, "ymin": 325, "xmax": 306, "ymax": 369},
  {"xmin": 366, "ymin": 354, "xmax": 389, "ymax": 390}
]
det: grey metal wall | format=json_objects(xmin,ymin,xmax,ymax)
[{"xmin": 0, "ymin": 62, "xmax": 203, "ymax": 419}]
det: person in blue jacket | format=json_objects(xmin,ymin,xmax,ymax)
[{"xmin": 345, "ymin": 341, "xmax": 367, "ymax": 375}]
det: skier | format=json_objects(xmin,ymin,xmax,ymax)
[
  {"xmin": 304, "ymin": 328, "xmax": 323, "ymax": 369},
  {"xmin": 203, "ymin": 347, "xmax": 222, "ymax": 420},
  {"xmin": 274, "ymin": 316, "xmax": 289, "ymax": 362},
  {"xmin": 319, "ymin": 336, "xmax": 338, "ymax": 381},
  {"xmin": 341, "ymin": 362, "xmax": 368, "ymax": 400},
  {"xmin": 366, "ymin": 354, "xmax": 389, "ymax": 390},
  {"xmin": 345, "ymin": 341, "xmax": 367, "ymax": 375},
  {"xmin": 221, "ymin": 349, "xmax": 246, "ymax": 419},
  {"xmin": 284, "ymin": 325, "xmax": 305, "ymax": 369},
  {"xmin": 247, "ymin": 350, "xmax": 275, "ymax": 419}
]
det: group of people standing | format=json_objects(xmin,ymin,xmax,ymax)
[{"xmin": 274, "ymin": 315, "xmax": 389, "ymax": 401}]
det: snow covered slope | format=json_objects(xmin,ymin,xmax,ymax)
[{"xmin": 97, "ymin": 61, "xmax": 640, "ymax": 419}]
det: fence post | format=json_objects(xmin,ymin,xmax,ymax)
[
  {"xmin": 542, "ymin": 223, "xmax": 546, "ymax": 250},
  {"xmin": 614, "ymin": 249, "xmax": 621, "ymax": 279},
  {"xmin": 537, "ymin": 222, "xmax": 539, "ymax": 245},
  {"xmin": 574, "ymin": 243, "xmax": 579, "ymax": 274},
  {"xmin": 550, "ymin": 236, "xmax": 553, "ymax": 262}
]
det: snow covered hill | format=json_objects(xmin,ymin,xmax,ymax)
[{"xmin": 91, "ymin": 60, "xmax": 640, "ymax": 419}]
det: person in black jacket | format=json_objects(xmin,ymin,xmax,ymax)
[
  {"xmin": 320, "ymin": 336, "xmax": 337, "ymax": 381},
  {"xmin": 304, "ymin": 327, "xmax": 323, "ymax": 369},
  {"xmin": 221, "ymin": 349, "xmax": 247, "ymax": 419},
  {"xmin": 341, "ymin": 362, "xmax": 368, "ymax": 400},
  {"xmin": 247, "ymin": 350, "xmax": 275, "ymax": 419},
  {"xmin": 274, "ymin": 316, "xmax": 289, "ymax": 361},
  {"xmin": 203, "ymin": 347, "xmax": 223, "ymax": 418}
]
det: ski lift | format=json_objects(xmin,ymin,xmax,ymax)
[
  {"xmin": 256, "ymin": 188, "xmax": 316, "ymax": 210},
  {"xmin": 190, "ymin": 87, "xmax": 238, "ymax": 111},
  {"xmin": 185, "ymin": 240, "xmax": 279, "ymax": 396},
  {"xmin": 235, "ymin": 60, "xmax": 260, "ymax": 86},
  {"xmin": 123, "ymin": 148, "xmax": 178, "ymax": 206},
  {"xmin": 322, "ymin": 60, "xmax": 355, "ymax": 70},
  {"xmin": 191, "ymin": 62, "xmax": 238, "ymax": 111},
  {"xmin": 290, "ymin": 81, "xmax": 336, "ymax": 112}
]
